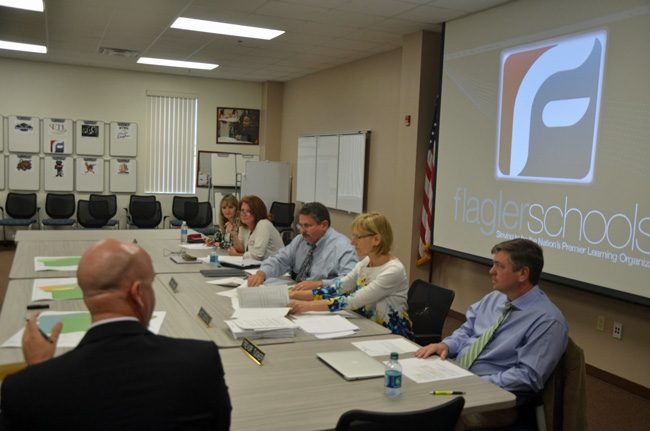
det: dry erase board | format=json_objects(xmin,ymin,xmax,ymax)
[
  {"xmin": 337, "ymin": 134, "xmax": 366, "ymax": 213},
  {"xmin": 9, "ymin": 154, "xmax": 40, "ymax": 190},
  {"xmin": 314, "ymin": 135, "xmax": 339, "ymax": 209},
  {"xmin": 296, "ymin": 136, "xmax": 317, "ymax": 203},
  {"xmin": 109, "ymin": 122, "xmax": 138, "ymax": 157},
  {"xmin": 8, "ymin": 116, "xmax": 40, "ymax": 153},
  {"xmin": 211, "ymin": 152, "xmax": 237, "ymax": 187},
  {"xmin": 240, "ymin": 161, "xmax": 291, "ymax": 210},
  {"xmin": 76, "ymin": 120, "xmax": 105, "ymax": 155},
  {"xmin": 75, "ymin": 157, "xmax": 104, "ymax": 192},
  {"xmin": 43, "ymin": 118, "xmax": 73, "ymax": 155},
  {"xmin": 44, "ymin": 156, "xmax": 74, "ymax": 191},
  {"xmin": 110, "ymin": 158, "xmax": 137, "ymax": 192}
]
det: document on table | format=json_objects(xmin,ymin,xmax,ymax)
[
  {"xmin": 238, "ymin": 285, "xmax": 289, "ymax": 308},
  {"xmin": 399, "ymin": 357, "xmax": 473, "ymax": 383},
  {"xmin": 218, "ymin": 256, "xmax": 262, "ymax": 268},
  {"xmin": 352, "ymin": 338, "xmax": 420, "ymax": 357},
  {"xmin": 180, "ymin": 244, "xmax": 212, "ymax": 251},
  {"xmin": 291, "ymin": 315, "xmax": 359, "ymax": 335},
  {"xmin": 206, "ymin": 277, "xmax": 247, "ymax": 287},
  {"xmin": 34, "ymin": 256, "xmax": 81, "ymax": 272},
  {"xmin": 231, "ymin": 307, "xmax": 290, "ymax": 319},
  {"xmin": 32, "ymin": 277, "xmax": 82, "ymax": 301}
]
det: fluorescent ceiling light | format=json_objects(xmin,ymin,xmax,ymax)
[
  {"xmin": 0, "ymin": 40, "xmax": 46, "ymax": 53},
  {"xmin": 137, "ymin": 57, "xmax": 218, "ymax": 70},
  {"xmin": 0, "ymin": 0, "xmax": 43, "ymax": 12},
  {"xmin": 171, "ymin": 17, "xmax": 284, "ymax": 40}
]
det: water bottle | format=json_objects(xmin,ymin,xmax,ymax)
[
  {"xmin": 384, "ymin": 352, "xmax": 402, "ymax": 398},
  {"xmin": 210, "ymin": 247, "xmax": 219, "ymax": 265},
  {"xmin": 180, "ymin": 221, "xmax": 188, "ymax": 244}
]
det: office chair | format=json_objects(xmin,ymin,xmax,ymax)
[
  {"xmin": 89, "ymin": 194, "xmax": 119, "ymax": 229},
  {"xmin": 335, "ymin": 396, "xmax": 465, "ymax": 431},
  {"xmin": 0, "ymin": 192, "xmax": 39, "ymax": 242},
  {"xmin": 164, "ymin": 195, "xmax": 199, "ymax": 228},
  {"xmin": 269, "ymin": 201, "xmax": 295, "ymax": 245},
  {"xmin": 42, "ymin": 193, "xmax": 76, "ymax": 229},
  {"xmin": 77, "ymin": 200, "xmax": 111, "ymax": 228},
  {"xmin": 185, "ymin": 201, "xmax": 215, "ymax": 235},
  {"xmin": 407, "ymin": 279, "xmax": 455, "ymax": 346},
  {"xmin": 125, "ymin": 195, "xmax": 162, "ymax": 229}
]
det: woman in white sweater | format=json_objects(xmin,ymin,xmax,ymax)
[
  {"xmin": 228, "ymin": 195, "xmax": 283, "ymax": 261},
  {"xmin": 288, "ymin": 212, "xmax": 412, "ymax": 337}
]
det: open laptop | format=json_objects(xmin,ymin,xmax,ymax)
[{"xmin": 317, "ymin": 350, "xmax": 385, "ymax": 381}]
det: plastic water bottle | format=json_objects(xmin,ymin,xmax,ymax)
[
  {"xmin": 210, "ymin": 247, "xmax": 219, "ymax": 265},
  {"xmin": 180, "ymin": 221, "xmax": 188, "ymax": 244},
  {"xmin": 384, "ymin": 352, "xmax": 402, "ymax": 398}
]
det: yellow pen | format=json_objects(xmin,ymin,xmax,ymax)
[{"xmin": 431, "ymin": 390, "xmax": 465, "ymax": 395}]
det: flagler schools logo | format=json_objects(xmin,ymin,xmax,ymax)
[{"xmin": 496, "ymin": 30, "xmax": 607, "ymax": 183}]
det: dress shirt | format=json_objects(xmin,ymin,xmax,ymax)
[
  {"xmin": 238, "ymin": 219, "xmax": 284, "ymax": 260},
  {"xmin": 259, "ymin": 227, "xmax": 357, "ymax": 287},
  {"xmin": 443, "ymin": 286, "xmax": 568, "ymax": 394}
]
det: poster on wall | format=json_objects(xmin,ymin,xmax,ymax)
[
  {"xmin": 109, "ymin": 158, "xmax": 136, "ymax": 192},
  {"xmin": 216, "ymin": 108, "xmax": 259, "ymax": 145},
  {"xmin": 75, "ymin": 157, "xmax": 104, "ymax": 192},
  {"xmin": 8, "ymin": 116, "xmax": 40, "ymax": 153},
  {"xmin": 44, "ymin": 156, "xmax": 74, "ymax": 191},
  {"xmin": 109, "ymin": 122, "xmax": 137, "ymax": 157},
  {"xmin": 43, "ymin": 118, "xmax": 73, "ymax": 155},
  {"xmin": 75, "ymin": 120, "xmax": 104, "ymax": 155},
  {"xmin": 8, "ymin": 154, "xmax": 40, "ymax": 190}
]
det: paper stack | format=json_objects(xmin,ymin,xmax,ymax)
[
  {"xmin": 291, "ymin": 315, "xmax": 360, "ymax": 339},
  {"xmin": 225, "ymin": 316, "xmax": 297, "ymax": 339}
]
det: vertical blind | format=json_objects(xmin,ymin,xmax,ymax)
[{"xmin": 146, "ymin": 95, "xmax": 197, "ymax": 194}]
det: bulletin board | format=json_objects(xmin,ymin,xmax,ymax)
[
  {"xmin": 44, "ymin": 156, "xmax": 74, "ymax": 191},
  {"xmin": 76, "ymin": 120, "xmax": 105, "ymax": 155},
  {"xmin": 8, "ymin": 154, "xmax": 40, "ymax": 190},
  {"xmin": 109, "ymin": 122, "xmax": 138, "ymax": 157},
  {"xmin": 109, "ymin": 158, "xmax": 137, "ymax": 192},
  {"xmin": 8, "ymin": 116, "xmax": 40, "ymax": 153},
  {"xmin": 43, "ymin": 118, "xmax": 73, "ymax": 155},
  {"xmin": 75, "ymin": 157, "xmax": 104, "ymax": 192}
]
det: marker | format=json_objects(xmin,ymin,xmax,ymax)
[
  {"xmin": 26, "ymin": 304, "xmax": 49, "ymax": 310},
  {"xmin": 431, "ymin": 390, "xmax": 465, "ymax": 395}
]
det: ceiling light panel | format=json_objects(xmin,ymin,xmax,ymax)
[
  {"xmin": 0, "ymin": 39, "xmax": 46, "ymax": 53},
  {"xmin": 0, "ymin": 0, "xmax": 43, "ymax": 12},
  {"xmin": 171, "ymin": 17, "xmax": 284, "ymax": 40},
  {"xmin": 137, "ymin": 57, "xmax": 218, "ymax": 70}
]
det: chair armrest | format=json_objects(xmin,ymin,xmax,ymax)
[
  {"xmin": 0, "ymin": 206, "xmax": 4, "ymax": 218},
  {"xmin": 163, "ymin": 215, "xmax": 170, "ymax": 229}
]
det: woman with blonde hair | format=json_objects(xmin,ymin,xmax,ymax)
[
  {"xmin": 206, "ymin": 194, "xmax": 239, "ymax": 249},
  {"xmin": 228, "ymin": 195, "xmax": 283, "ymax": 261},
  {"xmin": 289, "ymin": 212, "xmax": 412, "ymax": 337}
]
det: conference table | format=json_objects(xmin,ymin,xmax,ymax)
[{"xmin": 0, "ymin": 229, "xmax": 516, "ymax": 430}]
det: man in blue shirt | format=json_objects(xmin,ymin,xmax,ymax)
[
  {"xmin": 416, "ymin": 238, "xmax": 568, "ymax": 428},
  {"xmin": 247, "ymin": 202, "xmax": 357, "ymax": 288}
]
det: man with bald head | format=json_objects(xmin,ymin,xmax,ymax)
[{"xmin": 0, "ymin": 239, "xmax": 231, "ymax": 431}]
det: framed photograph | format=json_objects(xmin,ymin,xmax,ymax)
[{"xmin": 217, "ymin": 108, "xmax": 260, "ymax": 145}]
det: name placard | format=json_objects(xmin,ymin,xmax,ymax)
[
  {"xmin": 198, "ymin": 307, "xmax": 212, "ymax": 327},
  {"xmin": 241, "ymin": 337, "xmax": 265, "ymax": 366},
  {"xmin": 168, "ymin": 277, "xmax": 178, "ymax": 293}
]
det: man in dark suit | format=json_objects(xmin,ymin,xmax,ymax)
[{"xmin": 0, "ymin": 239, "xmax": 231, "ymax": 430}]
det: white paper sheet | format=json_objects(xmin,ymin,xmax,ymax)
[
  {"xmin": 206, "ymin": 277, "xmax": 247, "ymax": 287},
  {"xmin": 398, "ymin": 357, "xmax": 473, "ymax": 383},
  {"xmin": 31, "ymin": 277, "xmax": 81, "ymax": 301},
  {"xmin": 314, "ymin": 330, "xmax": 357, "ymax": 339},
  {"xmin": 291, "ymin": 315, "xmax": 359, "ymax": 334},
  {"xmin": 231, "ymin": 307, "xmax": 290, "ymax": 319},
  {"xmin": 238, "ymin": 285, "xmax": 289, "ymax": 308},
  {"xmin": 352, "ymin": 338, "xmax": 420, "ymax": 357},
  {"xmin": 180, "ymin": 244, "xmax": 212, "ymax": 250},
  {"xmin": 218, "ymin": 255, "xmax": 262, "ymax": 267},
  {"xmin": 231, "ymin": 316, "xmax": 296, "ymax": 330},
  {"xmin": 34, "ymin": 256, "xmax": 80, "ymax": 272}
]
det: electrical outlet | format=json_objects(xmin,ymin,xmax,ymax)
[
  {"xmin": 596, "ymin": 316, "xmax": 605, "ymax": 331},
  {"xmin": 612, "ymin": 321, "xmax": 623, "ymax": 339}
]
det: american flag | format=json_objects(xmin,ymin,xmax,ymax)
[{"xmin": 417, "ymin": 97, "xmax": 440, "ymax": 266}]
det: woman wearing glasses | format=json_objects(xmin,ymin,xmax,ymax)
[
  {"xmin": 228, "ymin": 195, "xmax": 283, "ymax": 261},
  {"xmin": 288, "ymin": 212, "xmax": 412, "ymax": 337}
]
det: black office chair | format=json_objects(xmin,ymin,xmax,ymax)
[
  {"xmin": 164, "ymin": 195, "xmax": 199, "ymax": 228},
  {"xmin": 269, "ymin": 201, "xmax": 295, "ymax": 245},
  {"xmin": 42, "ymin": 193, "xmax": 76, "ymax": 229},
  {"xmin": 77, "ymin": 200, "xmax": 111, "ymax": 228},
  {"xmin": 335, "ymin": 396, "xmax": 465, "ymax": 431},
  {"xmin": 89, "ymin": 194, "xmax": 119, "ymax": 229},
  {"xmin": 0, "ymin": 192, "xmax": 39, "ymax": 242},
  {"xmin": 125, "ymin": 195, "xmax": 162, "ymax": 229},
  {"xmin": 408, "ymin": 279, "xmax": 456, "ymax": 346},
  {"xmin": 186, "ymin": 202, "xmax": 215, "ymax": 235}
]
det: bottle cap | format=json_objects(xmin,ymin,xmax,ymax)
[{"xmin": 390, "ymin": 352, "xmax": 398, "ymax": 360}]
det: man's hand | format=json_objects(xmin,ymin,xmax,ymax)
[
  {"xmin": 292, "ymin": 280, "xmax": 322, "ymax": 291},
  {"xmin": 22, "ymin": 313, "xmax": 62, "ymax": 365},
  {"xmin": 246, "ymin": 271, "xmax": 266, "ymax": 287},
  {"xmin": 414, "ymin": 343, "xmax": 449, "ymax": 360}
]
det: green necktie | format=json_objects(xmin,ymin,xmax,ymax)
[{"xmin": 457, "ymin": 302, "xmax": 512, "ymax": 370}]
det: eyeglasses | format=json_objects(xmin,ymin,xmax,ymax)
[
  {"xmin": 240, "ymin": 209, "xmax": 252, "ymax": 215},
  {"xmin": 351, "ymin": 233, "xmax": 375, "ymax": 240}
]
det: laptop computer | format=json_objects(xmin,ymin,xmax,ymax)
[{"xmin": 317, "ymin": 350, "xmax": 385, "ymax": 381}]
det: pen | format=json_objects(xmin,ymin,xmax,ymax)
[
  {"xmin": 26, "ymin": 304, "xmax": 50, "ymax": 310},
  {"xmin": 431, "ymin": 390, "xmax": 465, "ymax": 395},
  {"xmin": 24, "ymin": 317, "xmax": 53, "ymax": 344}
]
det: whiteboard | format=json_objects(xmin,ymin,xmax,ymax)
[
  {"xmin": 110, "ymin": 158, "xmax": 137, "ymax": 192},
  {"xmin": 76, "ymin": 157, "xmax": 104, "ymax": 192},
  {"xmin": 315, "ymin": 135, "xmax": 339, "ymax": 208},
  {"xmin": 44, "ymin": 156, "xmax": 74, "ymax": 191},
  {"xmin": 8, "ymin": 116, "xmax": 39, "ymax": 153},
  {"xmin": 296, "ymin": 136, "xmax": 316, "ymax": 203},
  {"xmin": 76, "ymin": 120, "xmax": 105, "ymax": 155},
  {"xmin": 0, "ymin": 115, "xmax": 4, "ymax": 151},
  {"xmin": 8, "ymin": 154, "xmax": 40, "ymax": 190},
  {"xmin": 109, "ymin": 122, "xmax": 138, "ymax": 157},
  {"xmin": 337, "ymin": 134, "xmax": 366, "ymax": 213},
  {"xmin": 240, "ymin": 161, "xmax": 291, "ymax": 210},
  {"xmin": 211, "ymin": 152, "xmax": 237, "ymax": 187},
  {"xmin": 43, "ymin": 118, "xmax": 73, "ymax": 155},
  {"xmin": 236, "ymin": 154, "xmax": 259, "ymax": 176}
]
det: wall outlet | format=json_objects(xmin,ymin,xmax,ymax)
[
  {"xmin": 612, "ymin": 321, "xmax": 623, "ymax": 339},
  {"xmin": 596, "ymin": 315, "xmax": 605, "ymax": 331}
]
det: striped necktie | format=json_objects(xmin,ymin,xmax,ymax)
[
  {"xmin": 458, "ymin": 302, "xmax": 512, "ymax": 370},
  {"xmin": 295, "ymin": 243, "xmax": 316, "ymax": 282}
]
